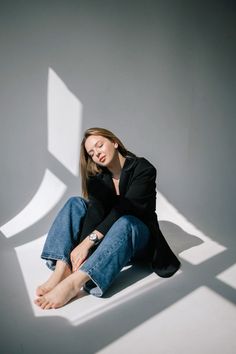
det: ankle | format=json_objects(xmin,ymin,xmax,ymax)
[
  {"xmin": 71, "ymin": 272, "xmax": 88, "ymax": 292},
  {"xmin": 55, "ymin": 260, "xmax": 71, "ymax": 275}
]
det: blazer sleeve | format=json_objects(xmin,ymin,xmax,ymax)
[
  {"xmin": 79, "ymin": 175, "xmax": 113, "ymax": 240},
  {"xmin": 95, "ymin": 161, "xmax": 157, "ymax": 236},
  {"xmin": 79, "ymin": 197, "xmax": 106, "ymax": 240}
]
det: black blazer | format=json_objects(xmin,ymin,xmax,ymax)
[{"xmin": 80, "ymin": 153, "xmax": 181, "ymax": 278}]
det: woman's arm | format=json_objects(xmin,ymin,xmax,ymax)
[
  {"xmin": 79, "ymin": 157, "xmax": 156, "ymax": 245},
  {"xmin": 95, "ymin": 161, "xmax": 157, "ymax": 235},
  {"xmin": 79, "ymin": 198, "xmax": 107, "ymax": 240}
]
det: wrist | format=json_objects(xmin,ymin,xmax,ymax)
[
  {"xmin": 94, "ymin": 230, "xmax": 103, "ymax": 238},
  {"xmin": 87, "ymin": 232, "xmax": 100, "ymax": 247},
  {"xmin": 84, "ymin": 236, "xmax": 94, "ymax": 248}
]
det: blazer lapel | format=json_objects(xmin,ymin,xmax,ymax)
[
  {"xmin": 119, "ymin": 155, "xmax": 137, "ymax": 195},
  {"xmin": 100, "ymin": 154, "xmax": 137, "ymax": 196}
]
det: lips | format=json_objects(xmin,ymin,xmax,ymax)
[{"xmin": 99, "ymin": 156, "xmax": 106, "ymax": 163}]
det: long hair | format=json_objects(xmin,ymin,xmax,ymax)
[{"xmin": 80, "ymin": 127, "xmax": 128, "ymax": 199}]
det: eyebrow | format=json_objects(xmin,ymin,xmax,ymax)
[{"xmin": 87, "ymin": 140, "xmax": 103, "ymax": 154}]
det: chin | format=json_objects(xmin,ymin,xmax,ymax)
[
  {"xmin": 103, "ymin": 158, "xmax": 112, "ymax": 168},
  {"xmin": 97, "ymin": 159, "xmax": 108, "ymax": 167}
]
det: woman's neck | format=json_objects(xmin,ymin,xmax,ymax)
[{"xmin": 108, "ymin": 153, "xmax": 126, "ymax": 179}]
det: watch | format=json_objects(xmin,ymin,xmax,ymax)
[{"xmin": 88, "ymin": 232, "xmax": 100, "ymax": 245}]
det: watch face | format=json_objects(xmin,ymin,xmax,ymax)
[
  {"xmin": 90, "ymin": 234, "xmax": 97, "ymax": 241},
  {"xmin": 89, "ymin": 233, "xmax": 98, "ymax": 243}
]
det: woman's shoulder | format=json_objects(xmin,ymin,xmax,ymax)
[
  {"xmin": 88, "ymin": 153, "xmax": 156, "ymax": 182},
  {"xmin": 125, "ymin": 152, "xmax": 156, "ymax": 171},
  {"xmin": 137, "ymin": 156, "xmax": 156, "ymax": 169},
  {"xmin": 122, "ymin": 154, "xmax": 157, "ymax": 182}
]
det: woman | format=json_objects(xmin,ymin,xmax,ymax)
[{"xmin": 34, "ymin": 127, "xmax": 180, "ymax": 309}]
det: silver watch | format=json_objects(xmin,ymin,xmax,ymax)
[{"xmin": 88, "ymin": 232, "xmax": 100, "ymax": 245}]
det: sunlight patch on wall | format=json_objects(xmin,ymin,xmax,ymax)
[
  {"xmin": 47, "ymin": 67, "xmax": 83, "ymax": 176},
  {"xmin": 0, "ymin": 169, "xmax": 67, "ymax": 237}
]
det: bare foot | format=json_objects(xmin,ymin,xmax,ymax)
[
  {"xmin": 34, "ymin": 271, "xmax": 90, "ymax": 309},
  {"xmin": 36, "ymin": 260, "xmax": 71, "ymax": 296}
]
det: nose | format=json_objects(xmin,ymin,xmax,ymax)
[{"xmin": 95, "ymin": 149, "xmax": 101, "ymax": 157}]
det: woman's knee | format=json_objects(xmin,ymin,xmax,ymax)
[
  {"xmin": 66, "ymin": 196, "xmax": 85, "ymax": 206},
  {"xmin": 107, "ymin": 215, "xmax": 150, "ymax": 253},
  {"xmin": 110, "ymin": 215, "xmax": 145, "ymax": 238},
  {"xmin": 115, "ymin": 215, "xmax": 141, "ymax": 228},
  {"xmin": 65, "ymin": 196, "xmax": 88, "ymax": 212}
]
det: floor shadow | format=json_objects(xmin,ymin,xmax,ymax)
[
  {"xmin": 159, "ymin": 220, "xmax": 203, "ymax": 254},
  {"xmin": 103, "ymin": 262, "xmax": 153, "ymax": 298}
]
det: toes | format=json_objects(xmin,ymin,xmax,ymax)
[
  {"xmin": 34, "ymin": 296, "xmax": 48, "ymax": 308},
  {"xmin": 36, "ymin": 286, "xmax": 50, "ymax": 297},
  {"xmin": 44, "ymin": 302, "xmax": 53, "ymax": 310},
  {"xmin": 34, "ymin": 297, "xmax": 42, "ymax": 306},
  {"xmin": 34, "ymin": 296, "xmax": 57, "ymax": 310},
  {"xmin": 40, "ymin": 298, "xmax": 51, "ymax": 310},
  {"xmin": 36, "ymin": 287, "xmax": 44, "ymax": 296}
]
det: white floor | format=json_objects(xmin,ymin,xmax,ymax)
[
  {"xmin": 15, "ymin": 235, "xmax": 172, "ymax": 326},
  {"xmin": 12, "ymin": 230, "xmax": 236, "ymax": 354},
  {"xmin": 1, "ymin": 192, "xmax": 235, "ymax": 354},
  {"xmin": 98, "ymin": 286, "xmax": 236, "ymax": 354}
]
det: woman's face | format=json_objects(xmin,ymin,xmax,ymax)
[{"xmin": 84, "ymin": 135, "xmax": 118, "ymax": 167}]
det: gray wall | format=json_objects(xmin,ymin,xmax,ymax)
[
  {"xmin": 1, "ymin": 1, "xmax": 236, "ymax": 353},
  {"xmin": 1, "ymin": 0, "xmax": 235, "ymax": 246}
]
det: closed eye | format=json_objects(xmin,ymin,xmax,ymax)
[{"xmin": 87, "ymin": 141, "xmax": 104, "ymax": 157}]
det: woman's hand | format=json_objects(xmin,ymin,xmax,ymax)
[
  {"xmin": 70, "ymin": 230, "xmax": 103, "ymax": 272},
  {"xmin": 70, "ymin": 238, "xmax": 92, "ymax": 272}
]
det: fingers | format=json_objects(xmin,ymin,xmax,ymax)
[
  {"xmin": 70, "ymin": 253, "xmax": 78, "ymax": 270},
  {"xmin": 72, "ymin": 260, "xmax": 80, "ymax": 272},
  {"xmin": 70, "ymin": 246, "xmax": 89, "ymax": 271},
  {"xmin": 72, "ymin": 255, "xmax": 84, "ymax": 272},
  {"xmin": 70, "ymin": 249, "xmax": 80, "ymax": 265}
]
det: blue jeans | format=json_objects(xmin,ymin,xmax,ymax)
[{"xmin": 41, "ymin": 197, "xmax": 151, "ymax": 297}]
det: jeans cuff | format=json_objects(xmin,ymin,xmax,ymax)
[
  {"xmin": 41, "ymin": 253, "xmax": 71, "ymax": 271},
  {"xmin": 79, "ymin": 269, "xmax": 104, "ymax": 297}
]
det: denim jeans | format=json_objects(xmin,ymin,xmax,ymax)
[{"xmin": 41, "ymin": 197, "xmax": 151, "ymax": 297}]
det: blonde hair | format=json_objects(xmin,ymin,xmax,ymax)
[{"xmin": 80, "ymin": 127, "xmax": 128, "ymax": 198}]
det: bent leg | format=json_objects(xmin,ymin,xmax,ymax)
[
  {"xmin": 80, "ymin": 215, "xmax": 151, "ymax": 297},
  {"xmin": 41, "ymin": 196, "xmax": 88, "ymax": 270},
  {"xmin": 36, "ymin": 197, "xmax": 88, "ymax": 296}
]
